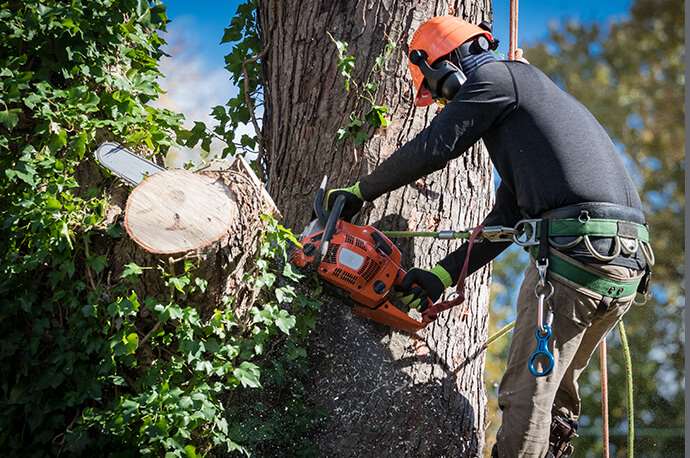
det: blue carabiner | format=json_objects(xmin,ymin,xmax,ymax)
[{"xmin": 528, "ymin": 324, "xmax": 555, "ymax": 377}]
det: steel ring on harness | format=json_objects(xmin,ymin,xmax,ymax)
[
  {"xmin": 583, "ymin": 234, "xmax": 621, "ymax": 262},
  {"xmin": 578, "ymin": 210, "xmax": 591, "ymax": 223},
  {"xmin": 528, "ymin": 324, "xmax": 555, "ymax": 377},
  {"xmin": 548, "ymin": 235, "xmax": 583, "ymax": 250},
  {"xmin": 534, "ymin": 280, "xmax": 555, "ymax": 302},
  {"xmin": 640, "ymin": 240, "xmax": 656, "ymax": 266},
  {"xmin": 512, "ymin": 219, "xmax": 540, "ymax": 247}
]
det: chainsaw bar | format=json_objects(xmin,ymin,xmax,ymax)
[{"xmin": 94, "ymin": 142, "xmax": 165, "ymax": 186}]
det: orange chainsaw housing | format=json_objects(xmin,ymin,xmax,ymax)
[{"xmin": 291, "ymin": 220, "xmax": 427, "ymax": 334}]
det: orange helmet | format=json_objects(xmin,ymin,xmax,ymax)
[{"xmin": 409, "ymin": 16, "xmax": 493, "ymax": 107}]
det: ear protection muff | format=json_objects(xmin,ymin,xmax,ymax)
[
  {"xmin": 410, "ymin": 33, "xmax": 498, "ymax": 102},
  {"xmin": 409, "ymin": 49, "xmax": 467, "ymax": 101}
]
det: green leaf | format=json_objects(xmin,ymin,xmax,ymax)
[
  {"xmin": 184, "ymin": 445, "xmax": 198, "ymax": 458},
  {"xmin": 168, "ymin": 276, "xmax": 190, "ymax": 293},
  {"xmin": 87, "ymin": 255, "xmax": 108, "ymax": 274},
  {"xmin": 275, "ymin": 310, "xmax": 296, "ymax": 335},
  {"xmin": 124, "ymin": 332, "xmax": 139, "ymax": 354},
  {"xmin": 45, "ymin": 195, "xmax": 62, "ymax": 210},
  {"xmin": 275, "ymin": 286, "xmax": 295, "ymax": 304},
  {"xmin": 121, "ymin": 263, "xmax": 144, "ymax": 278},
  {"xmin": 194, "ymin": 277, "xmax": 208, "ymax": 293},
  {"xmin": 0, "ymin": 108, "xmax": 21, "ymax": 129},
  {"xmin": 233, "ymin": 361, "xmax": 261, "ymax": 388}
]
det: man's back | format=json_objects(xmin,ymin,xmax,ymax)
[{"xmin": 480, "ymin": 61, "xmax": 642, "ymax": 217}]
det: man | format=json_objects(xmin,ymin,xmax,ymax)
[{"xmin": 325, "ymin": 16, "xmax": 652, "ymax": 458}]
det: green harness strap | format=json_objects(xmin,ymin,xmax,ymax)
[
  {"xmin": 547, "ymin": 252, "xmax": 642, "ymax": 298},
  {"xmin": 529, "ymin": 217, "xmax": 647, "ymax": 298},
  {"xmin": 543, "ymin": 218, "xmax": 650, "ymax": 243}
]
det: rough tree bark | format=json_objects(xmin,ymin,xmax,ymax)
[{"xmin": 259, "ymin": 1, "xmax": 495, "ymax": 456}]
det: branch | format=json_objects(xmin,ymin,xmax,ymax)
[{"xmin": 242, "ymin": 45, "xmax": 270, "ymax": 175}]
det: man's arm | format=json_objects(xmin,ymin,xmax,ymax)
[
  {"xmin": 438, "ymin": 181, "xmax": 523, "ymax": 283},
  {"xmin": 358, "ymin": 64, "xmax": 517, "ymax": 201}
]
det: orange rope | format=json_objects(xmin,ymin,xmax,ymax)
[
  {"xmin": 600, "ymin": 340, "xmax": 610, "ymax": 458},
  {"xmin": 509, "ymin": 0, "xmax": 519, "ymax": 60}
]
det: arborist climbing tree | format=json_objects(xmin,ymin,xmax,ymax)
[{"xmin": 325, "ymin": 16, "xmax": 654, "ymax": 457}]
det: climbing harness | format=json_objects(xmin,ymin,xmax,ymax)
[{"xmin": 384, "ymin": 207, "xmax": 652, "ymax": 456}]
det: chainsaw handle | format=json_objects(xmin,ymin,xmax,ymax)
[
  {"xmin": 313, "ymin": 176, "xmax": 328, "ymax": 225},
  {"xmin": 320, "ymin": 194, "xmax": 346, "ymax": 257}
]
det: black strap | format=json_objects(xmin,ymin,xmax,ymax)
[{"xmin": 538, "ymin": 219, "xmax": 550, "ymax": 265}]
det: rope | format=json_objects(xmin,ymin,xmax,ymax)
[
  {"xmin": 484, "ymin": 320, "xmax": 515, "ymax": 348},
  {"xmin": 619, "ymin": 320, "xmax": 635, "ymax": 458},
  {"xmin": 382, "ymin": 230, "xmax": 470, "ymax": 239},
  {"xmin": 600, "ymin": 340, "xmax": 610, "ymax": 458},
  {"xmin": 509, "ymin": 0, "xmax": 519, "ymax": 60}
]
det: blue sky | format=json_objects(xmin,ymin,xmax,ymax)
[
  {"xmin": 162, "ymin": 0, "xmax": 632, "ymax": 74},
  {"xmin": 157, "ymin": 0, "xmax": 632, "ymax": 165}
]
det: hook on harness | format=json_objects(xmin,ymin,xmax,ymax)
[{"xmin": 529, "ymin": 220, "xmax": 556, "ymax": 377}]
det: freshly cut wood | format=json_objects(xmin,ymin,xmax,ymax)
[{"xmin": 124, "ymin": 169, "xmax": 239, "ymax": 254}]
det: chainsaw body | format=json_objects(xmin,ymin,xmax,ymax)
[{"xmin": 291, "ymin": 178, "xmax": 429, "ymax": 334}]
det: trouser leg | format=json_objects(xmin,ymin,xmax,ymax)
[
  {"xmin": 494, "ymin": 261, "xmax": 638, "ymax": 457},
  {"xmin": 552, "ymin": 264, "xmax": 637, "ymax": 421}
]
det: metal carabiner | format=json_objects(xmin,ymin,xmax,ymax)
[
  {"xmin": 529, "ymin": 325, "xmax": 555, "ymax": 377},
  {"xmin": 512, "ymin": 219, "xmax": 542, "ymax": 247},
  {"xmin": 534, "ymin": 280, "xmax": 554, "ymax": 333},
  {"xmin": 481, "ymin": 225, "xmax": 518, "ymax": 243}
]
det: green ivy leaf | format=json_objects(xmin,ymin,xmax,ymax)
[
  {"xmin": 0, "ymin": 108, "xmax": 21, "ymax": 129},
  {"xmin": 275, "ymin": 310, "xmax": 296, "ymax": 335},
  {"xmin": 233, "ymin": 361, "xmax": 261, "ymax": 388},
  {"xmin": 124, "ymin": 333, "xmax": 139, "ymax": 354},
  {"xmin": 168, "ymin": 276, "xmax": 190, "ymax": 293},
  {"xmin": 87, "ymin": 255, "xmax": 108, "ymax": 274},
  {"xmin": 194, "ymin": 278, "xmax": 208, "ymax": 293},
  {"xmin": 121, "ymin": 263, "xmax": 143, "ymax": 278}
]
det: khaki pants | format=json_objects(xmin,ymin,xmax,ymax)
[{"xmin": 494, "ymin": 252, "xmax": 642, "ymax": 457}]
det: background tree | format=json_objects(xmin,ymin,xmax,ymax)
[
  {"xmin": 486, "ymin": 0, "xmax": 684, "ymax": 455},
  {"xmin": 257, "ymin": 0, "xmax": 496, "ymax": 455}
]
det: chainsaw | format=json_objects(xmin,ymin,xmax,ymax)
[{"xmin": 290, "ymin": 177, "xmax": 454, "ymax": 334}]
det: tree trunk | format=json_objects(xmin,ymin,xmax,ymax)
[
  {"xmin": 259, "ymin": 1, "xmax": 494, "ymax": 455},
  {"xmin": 103, "ymin": 157, "xmax": 279, "ymax": 318}
]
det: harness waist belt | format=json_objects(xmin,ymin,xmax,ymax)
[
  {"xmin": 541, "ymin": 202, "xmax": 646, "ymax": 224},
  {"xmin": 547, "ymin": 251, "xmax": 642, "ymax": 299},
  {"xmin": 545, "ymin": 218, "xmax": 649, "ymax": 243}
]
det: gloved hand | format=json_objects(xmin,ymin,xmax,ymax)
[
  {"xmin": 325, "ymin": 181, "xmax": 364, "ymax": 222},
  {"xmin": 394, "ymin": 265, "xmax": 453, "ymax": 311}
]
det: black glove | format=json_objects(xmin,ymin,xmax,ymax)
[
  {"xmin": 325, "ymin": 182, "xmax": 364, "ymax": 222},
  {"xmin": 393, "ymin": 265, "xmax": 453, "ymax": 311}
]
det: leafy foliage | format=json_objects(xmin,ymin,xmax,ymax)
[
  {"xmin": 213, "ymin": 0, "xmax": 264, "ymax": 162},
  {"xmin": 328, "ymin": 33, "xmax": 395, "ymax": 145},
  {"xmin": 0, "ymin": 1, "xmax": 321, "ymax": 456}
]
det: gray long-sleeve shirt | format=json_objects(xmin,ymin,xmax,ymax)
[{"xmin": 359, "ymin": 60, "xmax": 643, "ymax": 283}]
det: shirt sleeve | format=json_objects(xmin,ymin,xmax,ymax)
[
  {"xmin": 359, "ymin": 63, "xmax": 516, "ymax": 201},
  {"xmin": 438, "ymin": 181, "xmax": 523, "ymax": 284}
]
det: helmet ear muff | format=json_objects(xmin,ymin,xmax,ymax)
[{"xmin": 409, "ymin": 49, "xmax": 467, "ymax": 102}]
